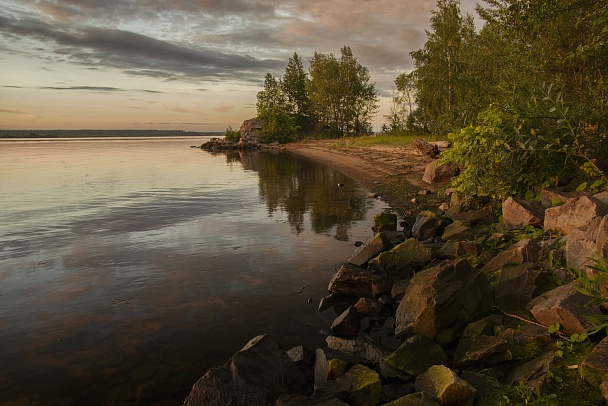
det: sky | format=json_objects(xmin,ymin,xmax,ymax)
[{"xmin": 0, "ymin": 0, "xmax": 481, "ymax": 132}]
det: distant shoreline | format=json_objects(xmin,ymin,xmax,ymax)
[{"xmin": 0, "ymin": 129, "xmax": 223, "ymax": 138}]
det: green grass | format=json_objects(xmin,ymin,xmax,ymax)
[{"xmin": 328, "ymin": 133, "xmax": 446, "ymax": 148}]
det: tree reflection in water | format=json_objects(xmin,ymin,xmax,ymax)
[{"xmin": 225, "ymin": 150, "xmax": 372, "ymax": 240}]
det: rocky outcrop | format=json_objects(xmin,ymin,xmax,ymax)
[{"xmin": 239, "ymin": 117, "xmax": 263, "ymax": 144}]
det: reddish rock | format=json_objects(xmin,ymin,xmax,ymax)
[
  {"xmin": 502, "ymin": 197, "xmax": 545, "ymax": 230},
  {"xmin": 482, "ymin": 238, "xmax": 541, "ymax": 273},
  {"xmin": 494, "ymin": 263, "xmax": 547, "ymax": 311},
  {"xmin": 544, "ymin": 195, "xmax": 608, "ymax": 234},
  {"xmin": 582, "ymin": 337, "xmax": 608, "ymax": 373},
  {"xmin": 452, "ymin": 206, "xmax": 496, "ymax": 226},
  {"xmin": 328, "ymin": 264, "xmax": 380, "ymax": 298},
  {"xmin": 540, "ymin": 189, "xmax": 578, "ymax": 208},
  {"xmin": 422, "ymin": 161, "xmax": 460, "ymax": 184},
  {"xmin": 597, "ymin": 215, "xmax": 608, "ymax": 258}
]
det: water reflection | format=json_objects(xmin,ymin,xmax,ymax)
[{"xmin": 223, "ymin": 150, "xmax": 369, "ymax": 240}]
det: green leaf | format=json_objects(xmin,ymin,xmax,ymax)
[
  {"xmin": 590, "ymin": 179, "xmax": 604, "ymax": 190},
  {"xmin": 548, "ymin": 323, "xmax": 561, "ymax": 334},
  {"xmin": 549, "ymin": 107, "xmax": 557, "ymax": 113},
  {"xmin": 576, "ymin": 182, "xmax": 587, "ymax": 192}
]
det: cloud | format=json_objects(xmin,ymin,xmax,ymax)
[{"xmin": 0, "ymin": 108, "xmax": 30, "ymax": 115}]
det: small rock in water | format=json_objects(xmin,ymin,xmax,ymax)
[{"xmin": 338, "ymin": 183, "xmax": 345, "ymax": 188}]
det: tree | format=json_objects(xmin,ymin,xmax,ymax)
[
  {"xmin": 256, "ymin": 73, "xmax": 298, "ymax": 143},
  {"xmin": 383, "ymin": 72, "xmax": 417, "ymax": 133},
  {"xmin": 308, "ymin": 46, "xmax": 379, "ymax": 137},
  {"xmin": 281, "ymin": 53, "xmax": 315, "ymax": 131}
]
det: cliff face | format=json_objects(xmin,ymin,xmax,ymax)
[{"xmin": 239, "ymin": 118, "xmax": 263, "ymax": 144}]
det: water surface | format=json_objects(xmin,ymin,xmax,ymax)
[{"xmin": 0, "ymin": 137, "xmax": 387, "ymax": 404}]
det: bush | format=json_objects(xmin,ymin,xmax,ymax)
[{"xmin": 224, "ymin": 126, "xmax": 240, "ymax": 143}]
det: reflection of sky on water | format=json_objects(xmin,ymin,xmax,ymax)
[{"xmin": 0, "ymin": 138, "xmax": 387, "ymax": 404}]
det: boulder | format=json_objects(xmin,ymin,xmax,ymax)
[
  {"xmin": 336, "ymin": 364, "xmax": 382, "ymax": 406},
  {"xmin": 528, "ymin": 283, "xmax": 602, "ymax": 336},
  {"xmin": 503, "ymin": 351, "xmax": 554, "ymax": 392},
  {"xmin": 565, "ymin": 236, "xmax": 598, "ymax": 270},
  {"xmin": 540, "ymin": 189, "xmax": 577, "ymax": 208},
  {"xmin": 328, "ymin": 264, "xmax": 380, "ymax": 298},
  {"xmin": 437, "ymin": 240, "xmax": 480, "ymax": 259},
  {"xmin": 369, "ymin": 238, "xmax": 435, "ymax": 280},
  {"xmin": 415, "ymin": 365, "xmax": 477, "ymax": 406},
  {"xmin": 441, "ymin": 221, "xmax": 482, "ymax": 241},
  {"xmin": 354, "ymin": 297, "xmax": 387, "ymax": 317},
  {"xmin": 452, "ymin": 206, "xmax": 496, "ymax": 226},
  {"xmin": 460, "ymin": 371, "xmax": 503, "ymax": 398},
  {"xmin": 422, "ymin": 161, "xmax": 459, "ymax": 184},
  {"xmin": 412, "ymin": 139, "xmax": 441, "ymax": 158},
  {"xmin": 275, "ymin": 395, "xmax": 347, "ymax": 405},
  {"xmin": 462, "ymin": 314, "xmax": 504, "ymax": 338},
  {"xmin": 184, "ymin": 335, "xmax": 309, "ymax": 406},
  {"xmin": 512, "ymin": 324, "xmax": 552, "ymax": 346},
  {"xmin": 494, "ymin": 263, "xmax": 547, "ymax": 311},
  {"xmin": 381, "ymin": 383, "xmax": 416, "ymax": 404},
  {"xmin": 318, "ymin": 294, "xmax": 359, "ymax": 314},
  {"xmin": 348, "ymin": 233, "xmax": 394, "ymax": 267},
  {"xmin": 374, "ymin": 212, "xmax": 398, "ymax": 231},
  {"xmin": 314, "ymin": 348, "xmax": 363, "ymax": 393},
  {"xmin": 453, "ymin": 335, "xmax": 512, "ymax": 369},
  {"xmin": 385, "ymin": 335, "xmax": 447, "ymax": 378},
  {"xmin": 482, "ymin": 238, "xmax": 541, "ymax": 273},
  {"xmin": 383, "ymin": 392, "xmax": 440, "ymax": 406},
  {"xmin": 325, "ymin": 335, "xmax": 391, "ymax": 364},
  {"xmin": 239, "ymin": 117, "xmax": 263, "ymax": 144},
  {"xmin": 395, "ymin": 259, "xmax": 493, "ymax": 345},
  {"xmin": 391, "ymin": 279, "xmax": 411, "ymax": 301},
  {"xmin": 411, "ymin": 211, "xmax": 443, "ymax": 241},
  {"xmin": 287, "ymin": 346, "xmax": 315, "ymax": 369},
  {"xmin": 331, "ymin": 306, "xmax": 361, "ymax": 337},
  {"xmin": 544, "ymin": 195, "xmax": 608, "ymax": 234},
  {"xmin": 596, "ymin": 215, "xmax": 608, "ymax": 258},
  {"xmin": 582, "ymin": 337, "xmax": 608, "ymax": 373},
  {"xmin": 502, "ymin": 197, "xmax": 545, "ymax": 230}
]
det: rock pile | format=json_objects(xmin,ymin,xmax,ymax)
[
  {"xmin": 200, "ymin": 118, "xmax": 265, "ymax": 151},
  {"xmin": 184, "ymin": 189, "xmax": 608, "ymax": 405}
]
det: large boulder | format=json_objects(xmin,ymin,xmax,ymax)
[
  {"xmin": 596, "ymin": 215, "xmax": 608, "ymax": 258},
  {"xmin": 502, "ymin": 197, "xmax": 545, "ymax": 230},
  {"xmin": 441, "ymin": 221, "xmax": 483, "ymax": 242},
  {"xmin": 395, "ymin": 259, "xmax": 493, "ymax": 345},
  {"xmin": 503, "ymin": 351, "xmax": 555, "ymax": 392},
  {"xmin": 374, "ymin": 212, "xmax": 398, "ymax": 231},
  {"xmin": 348, "ymin": 233, "xmax": 394, "ymax": 268},
  {"xmin": 453, "ymin": 335, "xmax": 512, "ymax": 369},
  {"xmin": 328, "ymin": 264, "xmax": 380, "ymax": 298},
  {"xmin": 494, "ymin": 263, "xmax": 547, "ymax": 311},
  {"xmin": 383, "ymin": 392, "xmax": 440, "ymax": 406},
  {"xmin": 325, "ymin": 335, "xmax": 391, "ymax": 364},
  {"xmin": 385, "ymin": 335, "xmax": 447, "ymax": 378},
  {"xmin": 482, "ymin": 238, "xmax": 541, "ymax": 273},
  {"xmin": 452, "ymin": 206, "xmax": 496, "ymax": 226},
  {"xmin": 369, "ymin": 238, "xmax": 435, "ymax": 280},
  {"xmin": 337, "ymin": 364, "xmax": 382, "ymax": 406},
  {"xmin": 544, "ymin": 195, "xmax": 608, "ymax": 234},
  {"xmin": 415, "ymin": 365, "xmax": 476, "ymax": 406},
  {"xmin": 239, "ymin": 117, "xmax": 263, "ymax": 144},
  {"xmin": 528, "ymin": 283, "xmax": 603, "ymax": 336},
  {"xmin": 422, "ymin": 161, "xmax": 459, "ymax": 184},
  {"xmin": 331, "ymin": 306, "xmax": 361, "ymax": 337},
  {"xmin": 184, "ymin": 335, "xmax": 309, "ymax": 406},
  {"xmin": 411, "ymin": 211, "xmax": 443, "ymax": 241}
]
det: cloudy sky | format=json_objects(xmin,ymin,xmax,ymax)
[{"xmin": 0, "ymin": 0, "xmax": 480, "ymax": 131}]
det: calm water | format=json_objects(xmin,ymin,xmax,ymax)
[{"xmin": 0, "ymin": 137, "xmax": 387, "ymax": 405}]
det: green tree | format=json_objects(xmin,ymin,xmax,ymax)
[
  {"xmin": 383, "ymin": 72, "xmax": 417, "ymax": 133},
  {"xmin": 281, "ymin": 53, "xmax": 315, "ymax": 131},
  {"xmin": 256, "ymin": 73, "xmax": 298, "ymax": 143}
]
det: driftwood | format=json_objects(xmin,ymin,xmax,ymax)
[{"xmin": 411, "ymin": 139, "xmax": 440, "ymax": 158}]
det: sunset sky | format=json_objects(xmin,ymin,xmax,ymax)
[{"xmin": 0, "ymin": 0, "xmax": 480, "ymax": 132}]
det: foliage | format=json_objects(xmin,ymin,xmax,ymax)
[
  {"xmin": 281, "ymin": 53, "xmax": 315, "ymax": 131},
  {"xmin": 569, "ymin": 256, "xmax": 608, "ymax": 336},
  {"xmin": 383, "ymin": 72, "xmax": 416, "ymax": 133},
  {"xmin": 256, "ymin": 73, "xmax": 299, "ymax": 144},
  {"xmin": 224, "ymin": 126, "xmax": 240, "ymax": 143}
]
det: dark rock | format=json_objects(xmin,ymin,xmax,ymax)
[
  {"xmin": 540, "ymin": 188, "xmax": 578, "ymax": 209},
  {"xmin": 453, "ymin": 335, "xmax": 512, "ymax": 369},
  {"xmin": 348, "ymin": 233, "xmax": 394, "ymax": 267},
  {"xmin": 381, "ymin": 383, "xmax": 416, "ymax": 404},
  {"xmin": 275, "ymin": 394, "xmax": 347, "ymax": 406},
  {"xmin": 503, "ymin": 351, "xmax": 554, "ymax": 392},
  {"xmin": 331, "ymin": 306, "xmax": 361, "ymax": 337},
  {"xmin": 437, "ymin": 240, "xmax": 480, "ymax": 259},
  {"xmin": 422, "ymin": 161, "xmax": 459, "ymax": 184},
  {"xmin": 374, "ymin": 212, "xmax": 398, "ymax": 232},
  {"xmin": 328, "ymin": 264, "xmax": 380, "ymax": 298},
  {"xmin": 318, "ymin": 294, "xmax": 359, "ymax": 314},
  {"xmin": 325, "ymin": 336, "xmax": 391, "ymax": 363},
  {"xmin": 452, "ymin": 206, "xmax": 496, "ymax": 226},
  {"xmin": 391, "ymin": 279, "xmax": 411, "ymax": 301},
  {"xmin": 385, "ymin": 335, "xmax": 447, "ymax": 378},
  {"xmin": 461, "ymin": 370, "xmax": 503, "ymax": 398},
  {"xmin": 395, "ymin": 259, "xmax": 493, "ymax": 345},
  {"xmin": 528, "ymin": 283, "xmax": 603, "ymax": 336},
  {"xmin": 314, "ymin": 348, "xmax": 363, "ymax": 394},
  {"xmin": 441, "ymin": 220, "xmax": 483, "ymax": 241},
  {"xmin": 415, "ymin": 365, "xmax": 477, "ymax": 406},
  {"xmin": 412, "ymin": 139, "xmax": 441, "ymax": 159},
  {"xmin": 482, "ymin": 238, "xmax": 541, "ymax": 273},
  {"xmin": 582, "ymin": 337, "xmax": 608, "ymax": 373},
  {"xmin": 184, "ymin": 335, "xmax": 309, "ymax": 406},
  {"xmin": 462, "ymin": 314, "xmax": 504, "ymax": 338},
  {"xmin": 512, "ymin": 324, "xmax": 552, "ymax": 346},
  {"xmin": 494, "ymin": 263, "xmax": 547, "ymax": 311},
  {"xmin": 411, "ymin": 211, "xmax": 443, "ymax": 241},
  {"xmin": 502, "ymin": 197, "xmax": 545, "ymax": 230},
  {"xmin": 598, "ymin": 215, "xmax": 608, "ymax": 258},
  {"xmin": 287, "ymin": 346, "xmax": 316, "ymax": 369},
  {"xmin": 354, "ymin": 297, "xmax": 387, "ymax": 317},
  {"xmin": 335, "ymin": 364, "xmax": 382, "ymax": 406},
  {"xmin": 369, "ymin": 238, "xmax": 435, "ymax": 280},
  {"xmin": 384, "ymin": 392, "xmax": 440, "ymax": 406},
  {"xmin": 544, "ymin": 195, "xmax": 608, "ymax": 234},
  {"xmin": 383, "ymin": 229, "xmax": 408, "ymax": 246}
]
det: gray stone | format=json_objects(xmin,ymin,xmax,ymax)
[
  {"xmin": 528, "ymin": 283, "xmax": 602, "ymax": 336},
  {"xmin": 494, "ymin": 263, "xmax": 547, "ymax": 311},
  {"xmin": 328, "ymin": 264, "xmax": 380, "ymax": 298},
  {"xmin": 422, "ymin": 161, "xmax": 459, "ymax": 184},
  {"xmin": 184, "ymin": 335, "xmax": 309, "ymax": 406},
  {"xmin": 415, "ymin": 365, "xmax": 477, "ymax": 406},
  {"xmin": 325, "ymin": 336, "xmax": 391, "ymax": 364},
  {"xmin": 385, "ymin": 335, "xmax": 447, "ymax": 378},
  {"xmin": 503, "ymin": 351, "xmax": 554, "ymax": 392},
  {"xmin": 502, "ymin": 197, "xmax": 545, "ymax": 230},
  {"xmin": 453, "ymin": 335, "xmax": 512, "ymax": 369},
  {"xmin": 544, "ymin": 195, "xmax": 608, "ymax": 234},
  {"xmin": 482, "ymin": 238, "xmax": 541, "ymax": 273},
  {"xmin": 441, "ymin": 220, "xmax": 482, "ymax": 241},
  {"xmin": 348, "ymin": 232, "xmax": 394, "ymax": 267},
  {"xmin": 412, "ymin": 211, "xmax": 442, "ymax": 241},
  {"xmin": 395, "ymin": 259, "xmax": 493, "ymax": 345},
  {"xmin": 287, "ymin": 346, "xmax": 315, "ymax": 369},
  {"xmin": 565, "ymin": 236, "xmax": 598, "ymax": 270},
  {"xmin": 369, "ymin": 238, "xmax": 435, "ymax": 280}
]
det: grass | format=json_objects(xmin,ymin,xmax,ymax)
[{"xmin": 325, "ymin": 133, "xmax": 447, "ymax": 149}]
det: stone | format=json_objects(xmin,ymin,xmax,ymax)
[
  {"xmin": 325, "ymin": 336, "xmax": 391, "ymax": 364},
  {"xmin": 184, "ymin": 335, "xmax": 309, "ymax": 406},
  {"xmin": 503, "ymin": 351, "xmax": 554, "ymax": 392},
  {"xmin": 328, "ymin": 264, "xmax": 380, "ymax": 298},
  {"xmin": 441, "ymin": 221, "xmax": 482, "ymax": 241},
  {"xmin": 494, "ymin": 263, "xmax": 547, "ymax": 311},
  {"xmin": 369, "ymin": 238, "xmax": 435, "ymax": 280},
  {"xmin": 412, "ymin": 211, "xmax": 443, "ymax": 241},
  {"xmin": 348, "ymin": 233, "xmax": 394, "ymax": 267},
  {"xmin": 462, "ymin": 314, "xmax": 504, "ymax": 338},
  {"xmin": 395, "ymin": 259, "xmax": 493, "ymax": 345},
  {"xmin": 512, "ymin": 324, "xmax": 552, "ymax": 346},
  {"xmin": 383, "ymin": 392, "xmax": 440, "ymax": 406},
  {"xmin": 582, "ymin": 337, "xmax": 608, "ymax": 373},
  {"xmin": 422, "ymin": 161, "xmax": 459, "ymax": 184},
  {"xmin": 528, "ymin": 283, "xmax": 602, "ymax": 336},
  {"xmin": 374, "ymin": 212, "xmax": 398, "ymax": 231},
  {"xmin": 318, "ymin": 294, "xmax": 359, "ymax": 314},
  {"xmin": 391, "ymin": 279, "xmax": 411, "ymax": 301},
  {"xmin": 461, "ymin": 371, "xmax": 503, "ymax": 398},
  {"xmin": 453, "ymin": 335, "xmax": 512, "ymax": 369},
  {"xmin": 331, "ymin": 306, "xmax": 361, "ymax": 337},
  {"xmin": 239, "ymin": 117, "xmax": 263, "ymax": 144},
  {"xmin": 412, "ymin": 139, "xmax": 441, "ymax": 158},
  {"xmin": 287, "ymin": 346, "xmax": 316, "ymax": 369},
  {"xmin": 540, "ymin": 188, "xmax": 577, "ymax": 208},
  {"xmin": 482, "ymin": 238, "xmax": 541, "ymax": 273},
  {"xmin": 601, "ymin": 381, "xmax": 608, "ymax": 405},
  {"xmin": 314, "ymin": 348, "xmax": 363, "ymax": 393},
  {"xmin": 415, "ymin": 365, "xmax": 477, "ymax": 406},
  {"xmin": 275, "ymin": 394, "xmax": 348, "ymax": 405},
  {"xmin": 596, "ymin": 215, "xmax": 608, "ymax": 258},
  {"xmin": 336, "ymin": 364, "xmax": 382, "ymax": 406},
  {"xmin": 565, "ymin": 236, "xmax": 598, "ymax": 270},
  {"xmin": 385, "ymin": 335, "xmax": 447, "ymax": 378},
  {"xmin": 452, "ymin": 206, "xmax": 496, "ymax": 226},
  {"xmin": 354, "ymin": 297, "xmax": 387, "ymax": 317},
  {"xmin": 544, "ymin": 195, "xmax": 608, "ymax": 234},
  {"xmin": 502, "ymin": 197, "xmax": 545, "ymax": 230},
  {"xmin": 437, "ymin": 240, "xmax": 480, "ymax": 259}
]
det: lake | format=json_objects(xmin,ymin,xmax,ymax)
[{"xmin": 0, "ymin": 137, "xmax": 388, "ymax": 405}]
